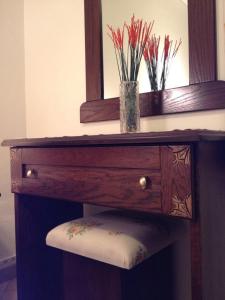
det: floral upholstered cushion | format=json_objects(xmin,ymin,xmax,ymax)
[{"xmin": 46, "ymin": 210, "xmax": 184, "ymax": 270}]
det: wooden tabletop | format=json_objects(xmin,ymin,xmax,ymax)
[{"xmin": 2, "ymin": 129, "xmax": 225, "ymax": 148}]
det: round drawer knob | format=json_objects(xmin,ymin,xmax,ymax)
[
  {"xmin": 139, "ymin": 176, "xmax": 149, "ymax": 190},
  {"xmin": 26, "ymin": 169, "xmax": 34, "ymax": 178}
]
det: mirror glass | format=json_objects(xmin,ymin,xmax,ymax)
[{"xmin": 102, "ymin": 0, "xmax": 189, "ymax": 99}]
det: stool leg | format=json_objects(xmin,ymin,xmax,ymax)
[
  {"xmin": 121, "ymin": 245, "xmax": 174, "ymax": 300},
  {"xmin": 63, "ymin": 245, "xmax": 174, "ymax": 300},
  {"xmin": 63, "ymin": 253, "xmax": 123, "ymax": 300}
]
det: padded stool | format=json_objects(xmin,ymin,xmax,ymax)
[{"xmin": 46, "ymin": 210, "xmax": 183, "ymax": 300}]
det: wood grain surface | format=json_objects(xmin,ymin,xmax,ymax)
[
  {"xmin": 4, "ymin": 129, "xmax": 225, "ymax": 148},
  {"xmin": 15, "ymin": 194, "xmax": 83, "ymax": 300},
  {"xmin": 188, "ymin": 0, "xmax": 217, "ymax": 84},
  {"xmin": 21, "ymin": 165, "xmax": 162, "ymax": 213},
  {"xmin": 10, "ymin": 145, "xmax": 192, "ymax": 219},
  {"xmin": 84, "ymin": 0, "xmax": 103, "ymax": 101},
  {"xmin": 21, "ymin": 146, "xmax": 160, "ymax": 169},
  {"xmin": 80, "ymin": 81, "xmax": 225, "ymax": 122},
  {"xmin": 194, "ymin": 142, "xmax": 225, "ymax": 300},
  {"xmin": 6, "ymin": 132, "xmax": 225, "ymax": 300}
]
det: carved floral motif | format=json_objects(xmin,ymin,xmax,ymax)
[
  {"xmin": 170, "ymin": 194, "xmax": 192, "ymax": 218},
  {"xmin": 171, "ymin": 146, "xmax": 191, "ymax": 166},
  {"xmin": 167, "ymin": 146, "xmax": 192, "ymax": 218}
]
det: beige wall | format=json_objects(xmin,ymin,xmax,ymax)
[
  {"xmin": 0, "ymin": 0, "xmax": 26, "ymax": 261},
  {"xmin": 24, "ymin": 0, "xmax": 225, "ymax": 139}
]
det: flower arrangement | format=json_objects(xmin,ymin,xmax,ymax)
[
  {"xmin": 107, "ymin": 15, "xmax": 153, "ymax": 82},
  {"xmin": 143, "ymin": 35, "xmax": 160, "ymax": 91},
  {"xmin": 144, "ymin": 35, "xmax": 182, "ymax": 91},
  {"xmin": 107, "ymin": 16, "xmax": 182, "ymax": 133},
  {"xmin": 108, "ymin": 16, "xmax": 182, "ymax": 91}
]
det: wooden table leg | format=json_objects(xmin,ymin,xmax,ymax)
[
  {"xmin": 193, "ymin": 142, "xmax": 225, "ymax": 300},
  {"xmin": 15, "ymin": 194, "xmax": 83, "ymax": 300},
  {"xmin": 190, "ymin": 222, "xmax": 203, "ymax": 300}
]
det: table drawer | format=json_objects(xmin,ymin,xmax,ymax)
[
  {"xmin": 11, "ymin": 145, "xmax": 193, "ymax": 219},
  {"xmin": 22, "ymin": 165, "xmax": 162, "ymax": 213},
  {"xmin": 19, "ymin": 146, "xmax": 161, "ymax": 169}
]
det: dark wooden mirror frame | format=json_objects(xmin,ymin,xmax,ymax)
[{"xmin": 80, "ymin": 0, "xmax": 225, "ymax": 123}]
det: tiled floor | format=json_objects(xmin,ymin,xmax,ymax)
[{"xmin": 0, "ymin": 279, "xmax": 17, "ymax": 300}]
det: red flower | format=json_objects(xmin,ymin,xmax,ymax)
[
  {"xmin": 163, "ymin": 35, "xmax": 181, "ymax": 60},
  {"xmin": 164, "ymin": 35, "xmax": 171, "ymax": 60},
  {"xmin": 126, "ymin": 16, "xmax": 153, "ymax": 50},
  {"xmin": 107, "ymin": 25, "xmax": 124, "ymax": 50},
  {"xmin": 127, "ymin": 15, "xmax": 138, "ymax": 48},
  {"xmin": 144, "ymin": 35, "xmax": 160, "ymax": 62},
  {"xmin": 160, "ymin": 35, "xmax": 182, "ymax": 90},
  {"xmin": 108, "ymin": 15, "xmax": 153, "ymax": 81},
  {"xmin": 141, "ymin": 21, "xmax": 154, "ymax": 48},
  {"xmin": 144, "ymin": 34, "xmax": 181, "ymax": 91},
  {"xmin": 143, "ymin": 47, "xmax": 148, "ymax": 61},
  {"xmin": 144, "ymin": 35, "xmax": 160, "ymax": 91}
]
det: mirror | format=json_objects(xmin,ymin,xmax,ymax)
[
  {"xmin": 81, "ymin": 0, "xmax": 225, "ymax": 124},
  {"xmin": 102, "ymin": 0, "xmax": 189, "ymax": 98}
]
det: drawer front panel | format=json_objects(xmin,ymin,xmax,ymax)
[
  {"xmin": 21, "ymin": 146, "xmax": 160, "ymax": 169},
  {"xmin": 21, "ymin": 165, "xmax": 162, "ymax": 213},
  {"xmin": 11, "ymin": 145, "xmax": 193, "ymax": 219}
]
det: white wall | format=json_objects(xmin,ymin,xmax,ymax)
[{"xmin": 0, "ymin": 0, "xmax": 26, "ymax": 261}]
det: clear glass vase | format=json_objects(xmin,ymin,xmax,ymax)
[{"xmin": 119, "ymin": 81, "xmax": 140, "ymax": 133}]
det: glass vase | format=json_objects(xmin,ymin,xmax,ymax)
[{"xmin": 119, "ymin": 81, "xmax": 140, "ymax": 133}]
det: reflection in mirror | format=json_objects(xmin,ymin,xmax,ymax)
[{"xmin": 102, "ymin": 0, "xmax": 189, "ymax": 99}]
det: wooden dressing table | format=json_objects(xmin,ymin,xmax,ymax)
[{"xmin": 2, "ymin": 129, "xmax": 225, "ymax": 300}]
